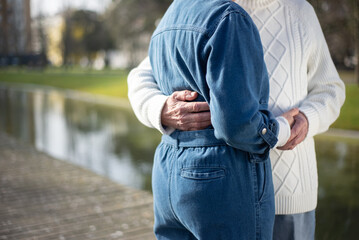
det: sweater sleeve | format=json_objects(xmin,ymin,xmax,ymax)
[
  {"xmin": 205, "ymin": 12, "xmax": 279, "ymax": 155},
  {"xmin": 127, "ymin": 57, "xmax": 174, "ymax": 134},
  {"xmin": 299, "ymin": 4, "xmax": 346, "ymax": 138}
]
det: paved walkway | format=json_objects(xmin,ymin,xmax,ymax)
[
  {"xmin": 0, "ymin": 133, "xmax": 155, "ymax": 240},
  {"xmin": 1, "ymin": 128, "xmax": 357, "ymax": 240}
]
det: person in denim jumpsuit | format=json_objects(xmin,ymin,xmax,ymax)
[{"xmin": 149, "ymin": 0, "xmax": 280, "ymax": 239}]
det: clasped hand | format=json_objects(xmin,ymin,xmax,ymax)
[{"xmin": 161, "ymin": 90, "xmax": 308, "ymax": 150}]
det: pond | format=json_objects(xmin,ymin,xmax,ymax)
[{"xmin": 0, "ymin": 84, "xmax": 358, "ymax": 239}]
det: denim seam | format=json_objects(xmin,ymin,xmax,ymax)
[
  {"xmin": 256, "ymin": 202, "xmax": 261, "ymax": 240},
  {"xmin": 207, "ymin": 10, "xmax": 249, "ymax": 38},
  {"xmin": 163, "ymin": 142, "xmax": 227, "ymax": 148},
  {"xmin": 200, "ymin": 9, "xmax": 251, "ymax": 61},
  {"xmin": 167, "ymin": 146, "xmax": 187, "ymax": 228},
  {"xmin": 250, "ymin": 162, "xmax": 261, "ymax": 239},
  {"xmin": 181, "ymin": 166, "xmax": 226, "ymax": 169},
  {"xmin": 252, "ymin": 163, "xmax": 259, "ymax": 203},
  {"xmin": 258, "ymin": 162, "xmax": 267, "ymax": 203},
  {"xmin": 252, "ymin": 163, "xmax": 261, "ymax": 239},
  {"xmin": 152, "ymin": 26, "xmax": 207, "ymax": 39}
]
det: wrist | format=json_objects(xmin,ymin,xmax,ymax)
[{"xmin": 274, "ymin": 116, "xmax": 291, "ymax": 147}]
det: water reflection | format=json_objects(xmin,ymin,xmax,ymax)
[
  {"xmin": 315, "ymin": 137, "xmax": 359, "ymax": 240},
  {"xmin": 0, "ymin": 85, "xmax": 358, "ymax": 239},
  {"xmin": 0, "ymin": 85, "xmax": 160, "ymax": 191}
]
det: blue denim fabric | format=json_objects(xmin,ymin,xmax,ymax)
[
  {"xmin": 273, "ymin": 210, "xmax": 316, "ymax": 240},
  {"xmin": 149, "ymin": 0, "xmax": 279, "ymax": 238},
  {"xmin": 153, "ymin": 129, "xmax": 275, "ymax": 239},
  {"xmin": 149, "ymin": 0, "xmax": 279, "ymax": 153}
]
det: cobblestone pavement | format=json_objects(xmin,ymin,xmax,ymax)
[{"xmin": 0, "ymin": 133, "xmax": 155, "ymax": 240}]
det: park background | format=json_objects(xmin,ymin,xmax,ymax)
[{"xmin": 0, "ymin": 0, "xmax": 358, "ymax": 239}]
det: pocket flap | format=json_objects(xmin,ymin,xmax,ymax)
[{"xmin": 180, "ymin": 167, "xmax": 225, "ymax": 180}]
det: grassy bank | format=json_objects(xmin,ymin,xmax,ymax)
[
  {"xmin": 332, "ymin": 84, "xmax": 359, "ymax": 131},
  {"xmin": 0, "ymin": 67, "xmax": 358, "ymax": 130},
  {"xmin": 0, "ymin": 67, "xmax": 129, "ymax": 98}
]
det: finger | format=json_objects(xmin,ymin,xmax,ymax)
[
  {"xmin": 185, "ymin": 111, "xmax": 211, "ymax": 123},
  {"xmin": 289, "ymin": 128, "xmax": 307, "ymax": 147},
  {"xmin": 277, "ymin": 141, "xmax": 292, "ymax": 150},
  {"xmin": 182, "ymin": 101, "xmax": 210, "ymax": 113},
  {"xmin": 277, "ymin": 145, "xmax": 289, "ymax": 150},
  {"xmin": 286, "ymin": 127, "xmax": 300, "ymax": 143},
  {"xmin": 177, "ymin": 112, "xmax": 211, "ymax": 128},
  {"xmin": 278, "ymin": 123, "xmax": 302, "ymax": 150},
  {"xmin": 173, "ymin": 90, "xmax": 198, "ymax": 101},
  {"xmin": 289, "ymin": 108, "xmax": 300, "ymax": 116},
  {"xmin": 176, "ymin": 112, "xmax": 211, "ymax": 131},
  {"xmin": 282, "ymin": 128, "xmax": 307, "ymax": 150},
  {"xmin": 290, "ymin": 119, "xmax": 304, "ymax": 138}
]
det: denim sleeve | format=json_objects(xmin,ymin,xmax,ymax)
[{"xmin": 204, "ymin": 12, "xmax": 278, "ymax": 155}]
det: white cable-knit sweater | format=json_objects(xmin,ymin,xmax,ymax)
[{"xmin": 127, "ymin": 0, "xmax": 345, "ymax": 214}]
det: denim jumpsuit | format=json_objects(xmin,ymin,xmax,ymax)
[{"xmin": 149, "ymin": 0, "xmax": 279, "ymax": 239}]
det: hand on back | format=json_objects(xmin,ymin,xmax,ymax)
[
  {"xmin": 161, "ymin": 90, "xmax": 211, "ymax": 131},
  {"xmin": 161, "ymin": 90, "xmax": 309, "ymax": 150}
]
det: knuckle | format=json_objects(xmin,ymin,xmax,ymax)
[
  {"xmin": 171, "ymin": 91, "xmax": 179, "ymax": 98},
  {"xmin": 177, "ymin": 107, "xmax": 185, "ymax": 115},
  {"xmin": 192, "ymin": 103, "xmax": 199, "ymax": 112},
  {"xmin": 178, "ymin": 113, "xmax": 186, "ymax": 122}
]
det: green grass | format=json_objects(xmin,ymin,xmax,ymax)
[
  {"xmin": 0, "ymin": 67, "xmax": 129, "ymax": 98},
  {"xmin": 331, "ymin": 84, "xmax": 359, "ymax": 131},
  {"xmin": 0, "ymin": 67, "xmax": 358, "ymax": 130}
]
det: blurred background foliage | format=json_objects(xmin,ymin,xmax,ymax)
[{"xmin": 0, "ymin": 0, "xmax": 358, "ymax": 130}]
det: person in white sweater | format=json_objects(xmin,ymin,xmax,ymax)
[{"xmin": 127, "ymin": 0, "xmax": 346, "ymax": 239}]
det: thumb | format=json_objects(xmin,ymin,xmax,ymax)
[
  {"xmin": 287, "ymin": 108, "xmax": 299, "ymax": 117},
  {"xmin": 174, "ymin": 90, "xmax": 198, "ymax": 101}
]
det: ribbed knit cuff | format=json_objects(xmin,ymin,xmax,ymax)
[
  {"xmin": 147, "ymin": 95, "xmax": 174, "ymax": 135},
  {"xmin": 298, "ymin": 106, "xmax": 319, "ymax": 138},
  {"xmin": 274, "ymin": 116, "xmax": 291, "ymax": 148}
]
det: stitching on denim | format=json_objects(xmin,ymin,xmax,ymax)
[
  {"xmin": 207, "ymin": 9, "xmax": 249, "ymax": 38},
  {"xmin": 152, "ymin": 26, "xmax": 207, "ymax": 39},
  {"xmin": 167, "ymin": 146, "xmax": 183, "ymax": 225},
  {"xmin": 258, "ymin": 162, "xmax": 267, "ymax": 203},
  {"xmin": 251, "ymin": 162, "xmax": 261, "ymax": 239},
  {"xmin": 199, "ymin": 10, "xmax": 250, "ymax": 60},
  {"xmin": 256, "ymin": 202, "xmax": 261, "ymax": 240},
  {"xmin": 180, "ymin": 168, "xmax": 225, "ymax": 180},
  {"xmin": 181, "ymin": 166, "xmax": 226, "ymax": 171},
  {"xmin": 252, "ymin": 163, "xmax": 259, "ymax": 203}
]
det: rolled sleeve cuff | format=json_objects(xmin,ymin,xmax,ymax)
[
  {"xmin": 299, "ymin": 106, "xmax": 319, "ymax": 138},
  {"xmin": 258, "ymin": 119, "xmax": 279, "ymax": 149}
]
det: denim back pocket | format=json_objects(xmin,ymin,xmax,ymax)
[{"xmin": 180, "ymin": 167, "xmax": 225, "ymax": 180}]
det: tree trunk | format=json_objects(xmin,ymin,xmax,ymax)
[{"xmin": 1, "ymin": 0, "xmax": 8, "ymax": 55}]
